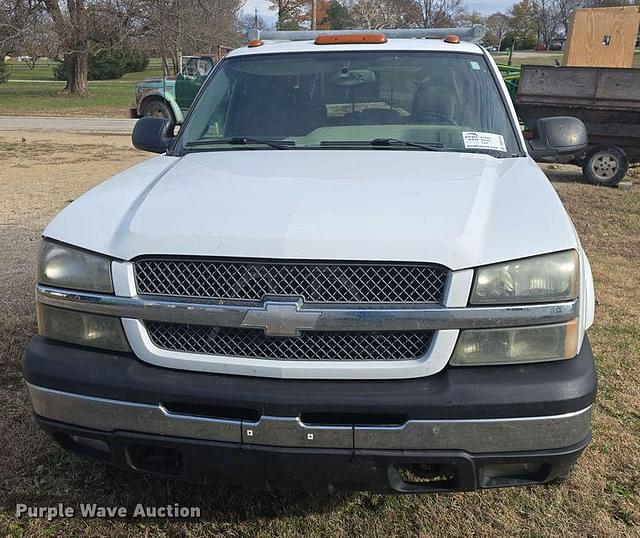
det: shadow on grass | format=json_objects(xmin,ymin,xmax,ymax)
[{"xmin": 539, "ymin": 163, "xmax": 590, "ymax": 185}]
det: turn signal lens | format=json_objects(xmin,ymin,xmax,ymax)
[
  {"xmin": 37, "ymin": 304, "xmax": 130, "ymax": 352},
  {"xmin": 315, "ymin": 34, "xmax": 387, "ymax": 45},
  {"xmin": 450, "ymin": 320, "xmax": 579, "ymax": 366}
]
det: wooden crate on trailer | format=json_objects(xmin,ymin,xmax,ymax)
[{"xmin": 563, "ymin": 6, "xmax": 640, "ymax": 68}]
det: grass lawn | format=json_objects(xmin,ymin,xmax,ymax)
[
  {"xmin": 3, "ymin": 63, "xmax": 57, "ymax": 81},
  {"xmin": 0, "ymin": 60, "xmax": 164, "ymax": 117},
  {"xmin": 7, "ymin": 59, "xmax": 164, "ymax": 81},
  {"xmin": 493, "ymin": 49, "xmax": 640, "ymax": 68},
  {"xmin": 492, "ymin": 51, "xmax": 564, "ymax": 67},
  {"xmin": 0, "ymin": 80, "xmax": 138, "ymax": 117},
  {"xmin": 0, "ymin": 131, "xmax": 638, "ymax": 536}
]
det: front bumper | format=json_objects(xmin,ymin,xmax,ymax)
[
  {"xmin": 23, "ymin": 336, "xmax": 597, "ymax": 492},
  {"xmin": 37, "ymin": 417, "xmax": 590, "ymax": 493}
]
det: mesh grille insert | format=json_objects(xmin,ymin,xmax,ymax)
[
  {"xmin": 135, "ymin": 259, "xmax": 448, "ymax": 304},
  {"xmin": 145, "ymin": 321, "xmax": 434, "ymax": 362}
]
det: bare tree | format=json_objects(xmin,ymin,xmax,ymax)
[
  {"xmin": 531, "ymin": 0, "xmax": 562, "ymax": 48},
  {"xmin": 145, "ymin": 0, "xmax": 242, "ymax": 75},
  {"xmin": 555, "ymin": 0, "xmax": 585, "ymax": 35},
  {"xmin": 348, "ymin": 0, "xmax": 391, "ymax": 28},
  {"xmin": 455, "ymin": 8, "xmax": 484, "ymax": 25},
  {"xmin": 39, "ymin": 0, "xmax": 143, "ymax": 95},
  {"xmin": 0, "ymin": 0, "xmax": 36, "ymax": 55},
  {"xmin": 40, "ymin": 0, "xmax": 91, "ymax": 95},
  {"xmin": 267, "ymin": 0, "xmax": 306, "ymax": 29},
  {"xmin": 240, "ymin": 9, "xmax": 268, "ymax": 32},
  {"xmin": 348, "ymin": 0, "xmax": 419, "ymax": 29},
  {"xmin": 415, "ymin": 0, "xmax": 464, "ymax": 28},
  {"xmin": 19, "ymin": 7, "xmax": 57, "ymax": 68},
  {"xmin": 485, "ymin": 11, "xmax": 509, "ymax": 49}
]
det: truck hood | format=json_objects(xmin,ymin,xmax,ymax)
[
  {"xmin": 44, "ymin": 151, "xmax": 578, "ymax": 270},
  {"xmin": 137, "ymin": 78, "xmax": 176, "ymax": 88}
]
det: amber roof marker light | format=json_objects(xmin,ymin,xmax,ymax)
[
  {"xmin": 247, "ymin": 39, "xmax": 264, "ymax": 48},
  {"xmin": 443, "ymin": 34, "xmax": 461, "ymax": 44},
  {"xmin": 314, "ymin": 33, "xmax": 387, "ymax": 45}
]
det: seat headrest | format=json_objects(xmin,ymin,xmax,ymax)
[{"xmin": 412, "ymin": 85, "xmax": 456, "ymax": 119}]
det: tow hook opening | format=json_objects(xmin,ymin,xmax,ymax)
[
  {"xmin": 52, "ymin": 432, "xmax": 112, "ymax": 462},
  {"xmin": 397, "ymin": 463, "xmax": 456, "ymax": 485},
  {"xmin": 479, "ymin": 462, "xmax": 550, "ymax": 488},
  {"xmin": 125, "ymin": 442, "xmax": 183, "ymax": 477}
]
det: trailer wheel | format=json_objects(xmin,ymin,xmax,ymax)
[{"xmin": 582, "ymin": 146, "xmax": 628, "ymax": 187}]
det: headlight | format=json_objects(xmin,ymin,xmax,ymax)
[
  {"xmin": 37, "ymin": 241, "xmax": 124, "ymax": 350},
  {"xmin": 38, "ymin": 240, "xmax": 113, "ymax": 293},
  {"xmin": 470, "ymin": 250, "xmax": 578, "ymax": 305},
  {"xmin": 450, "ymin": 320, "xmax": 578, "ymax": 366},
  {"xmin": 37, "ymin": 304, "xmax": 130, "ymax": 352}
]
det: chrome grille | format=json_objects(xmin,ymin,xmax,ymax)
[
  {"xmin": 145, "ymin": 321, "xmax": 434, "ymax": 361},
  {"xmin": 134, "ymin": 259, "xmax": 448, "ymax": 304}
]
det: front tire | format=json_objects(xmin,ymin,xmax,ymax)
[
  {"xmin": 582, "ymin": 145, "xmax": 628, "ymax": 187},
  {"xmin": 140, "ymin": 98, "xmax": 175, "ymax": 123}
]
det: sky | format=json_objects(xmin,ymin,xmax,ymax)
[{"xmin": 241, "ymin": 0, "xmax": 514, "ymax": 23}]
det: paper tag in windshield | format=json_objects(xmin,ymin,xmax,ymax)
[{"xmin": 462, "ymin": 131, "xmax": 506, "ymax": 153}]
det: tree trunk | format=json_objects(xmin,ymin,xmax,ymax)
[
  {"xmin": 43, "ymin": 0, "xmax": 90, "ymax": 96},
  {"xmin": 63, "ymin": 50, "xmax": 89, "ymax": 96}
]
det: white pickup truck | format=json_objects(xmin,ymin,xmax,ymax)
[{"xmin": 24, "ymin": 28, "xmax": 597, "ymax": 493}]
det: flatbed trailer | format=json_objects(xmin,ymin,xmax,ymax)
[{"xmin": 515, "ymin": 64, "xmax": 640, "ymax": 186}]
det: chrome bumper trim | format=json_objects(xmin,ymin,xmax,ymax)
[
  {"xmin": 36, "ymin": 285, "xmax": 578, "ymax": 332},
  {"xmin": 29, "ymin": 383, "xmax": 241, "ymax": 443},
  {"xmin": 28, "ymin": 384, "xmax": 592, "ymax": 452}
]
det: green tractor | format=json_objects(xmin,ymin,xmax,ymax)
[
  {"xmin": 498, "ymin": 62, "xmax": 521, "ymax": 100},
  {"xmin": 494, "ymin": 47, "xmax": 521, "ymax": 100}
]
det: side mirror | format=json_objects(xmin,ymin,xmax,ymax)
[
  {"xmin": 132, "ymin": 117, "xmax": 175, "ymax": 154},
  {"xmin": 527, "ymin": 116, "xmax": 588, "ymax": 161}
]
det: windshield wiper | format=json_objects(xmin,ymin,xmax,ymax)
[
  {"xmin": 185, "ymin": 137, "xmax": 294, "ymax": 150},
  {"xmin": 454, "ymin": 147, "xmax": 514, "ymax": 158},
  {"xmin": 319, "ymin": 139, "xmax": 444, "ymax": 151},
  {"xmin": 370, "ymin": 138, "xmax": 444, "ymax": 151}
]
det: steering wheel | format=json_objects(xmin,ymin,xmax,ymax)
[
  {"xmin": 184, "ymin": 64, "xmax": 198, "ymax": 77},
  {"xmin": 412, "ymin": 111, "xmax": 458, "ymax": 125}
]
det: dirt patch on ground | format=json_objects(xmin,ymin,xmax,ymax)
[
  {"xmin": 0, "ymin": 133, "xmax": 148, "ymax": 502},
  {"xmin": 0, "ymin": 107, "xmax": 131, "ymax": 118},
  {"xmin": 0, "ymin": 135, "xmax": 638, "ymax": 536}
]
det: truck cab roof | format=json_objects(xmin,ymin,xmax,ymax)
[{"xmin": 227, "ymin": 37, "xmax": 484, "ymax": 58}]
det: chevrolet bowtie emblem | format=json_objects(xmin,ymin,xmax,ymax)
[{"xmin": 241, "ymin": 301, "xmax": 321, "ymax": 337}]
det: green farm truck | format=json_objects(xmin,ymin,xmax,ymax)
[{"xmin": 130, "ymin": 55, "xmax": 218, "ymax": 123}]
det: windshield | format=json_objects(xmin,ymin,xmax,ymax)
[{"xmin": 178, "ymin": 51, "xmax": 521, "ymax": 157}]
